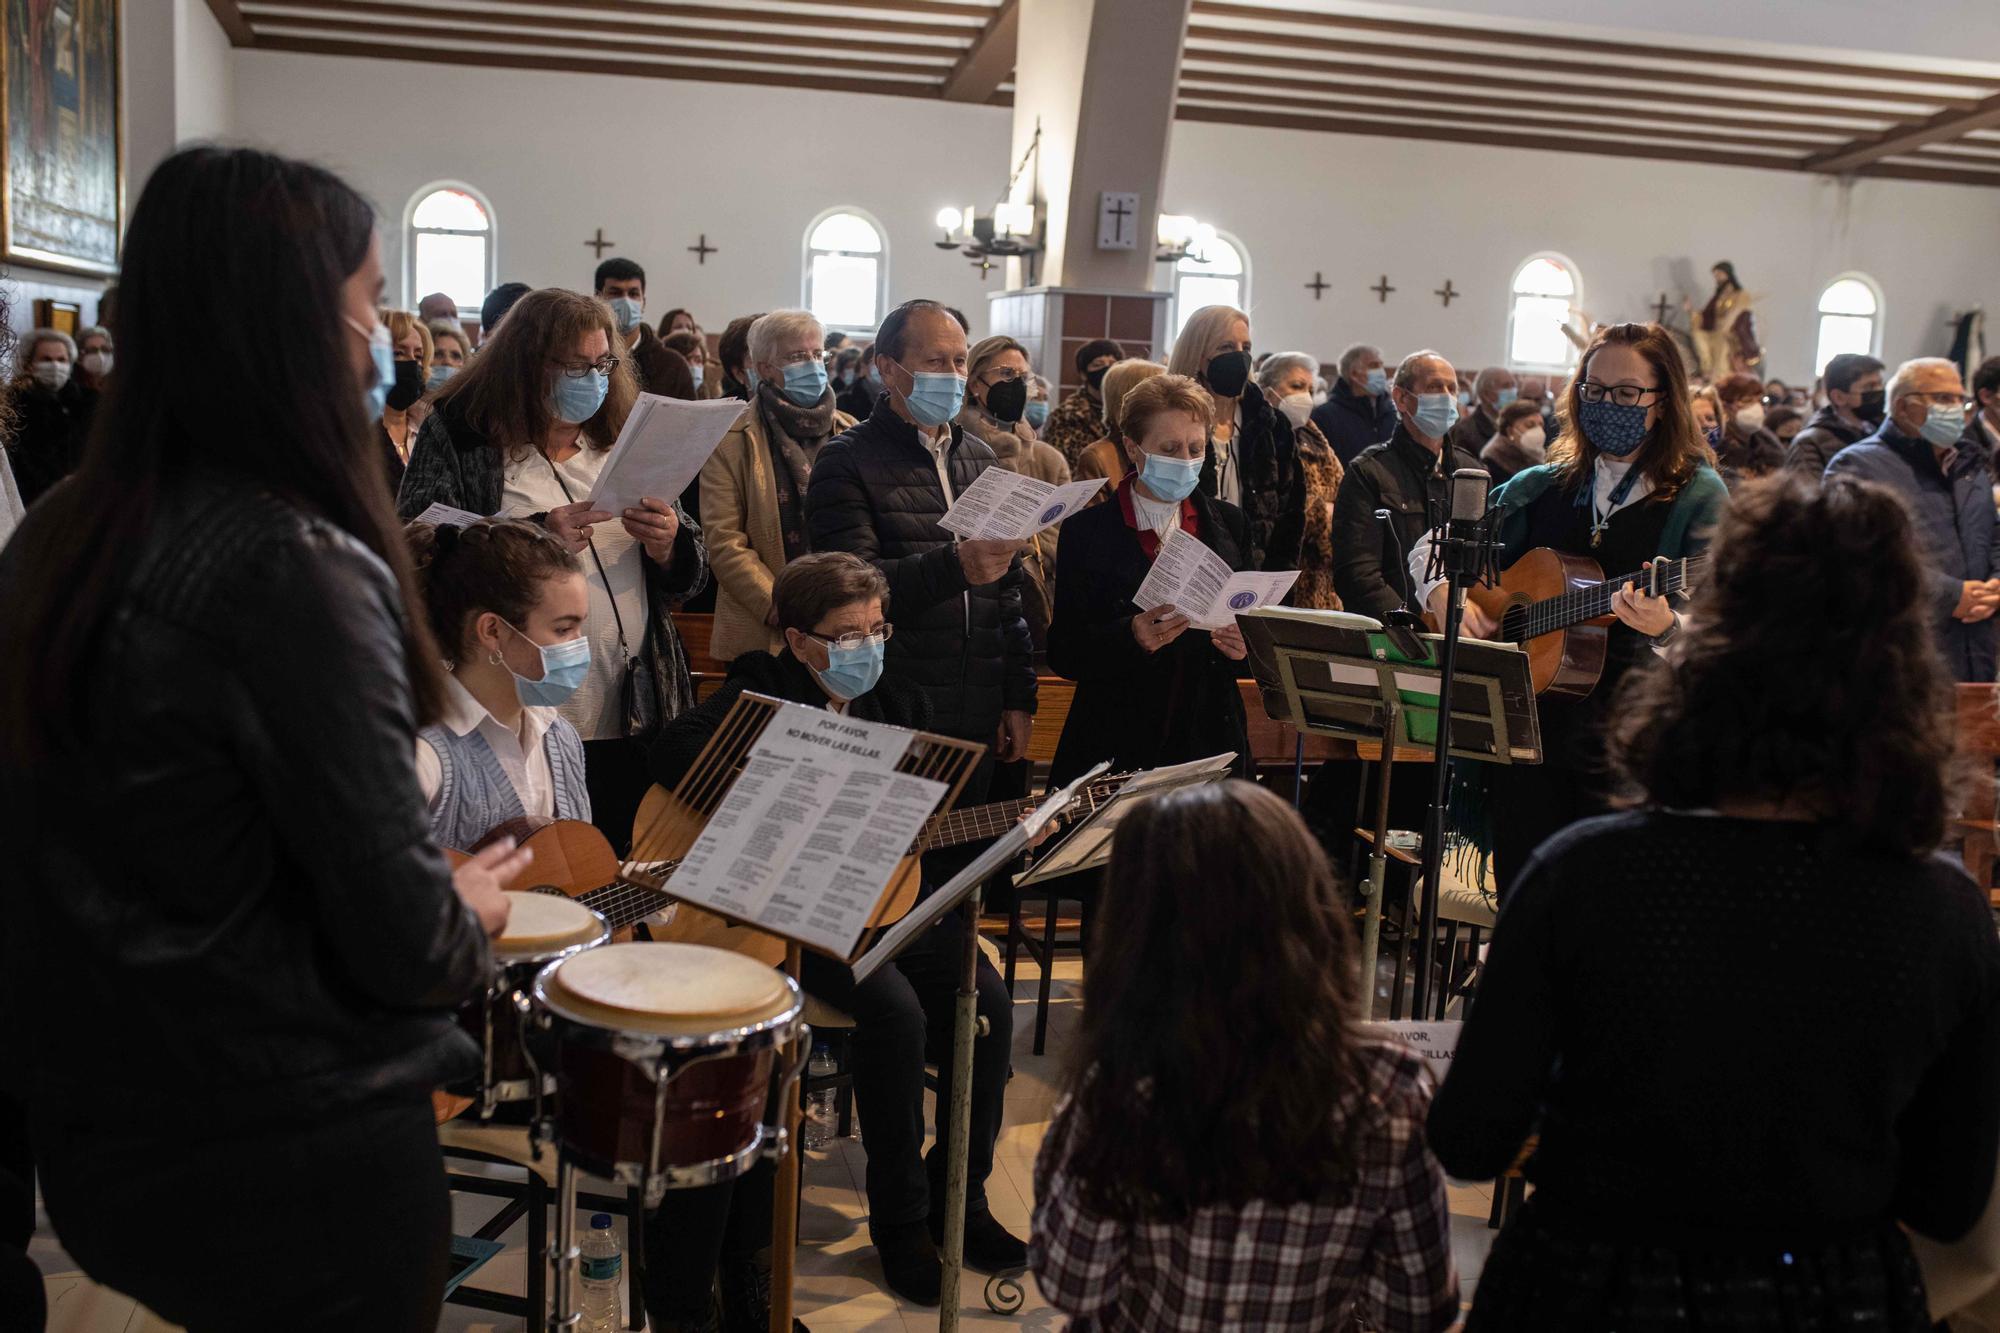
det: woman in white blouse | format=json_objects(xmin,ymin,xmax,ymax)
[{"xmin": 397, "ymin": 288, "xmax": 707, "ymax": 854}]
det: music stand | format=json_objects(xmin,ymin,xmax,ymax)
[
  {"xmin": 1011, "ymin": 752, "xmax": 1238, "ymax": 889},
  {"xmin": 1237, "ymin": 607, "xmax": 1540, "ymax": 1018}
]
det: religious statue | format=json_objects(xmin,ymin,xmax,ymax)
[{"xmin": 1684, "ymin": 261, "xmax": 1762, "ymax": 377}]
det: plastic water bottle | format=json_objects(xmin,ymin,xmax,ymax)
[
  {"xmin": 579, "ymin": 1213, "xmax": 622, "ymax": 1333},
  {"xmin": 805, "ymin": 1042, "xmax": 839, "ymax": 1150}
]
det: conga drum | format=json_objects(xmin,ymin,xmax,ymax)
[
  {"xmin": 462, "ymin": 891, "xmax": 609, "ymax": 1117},
  {"xmin": 530, "ymin": 941, "xmax": 806, "ymax": 1205}
]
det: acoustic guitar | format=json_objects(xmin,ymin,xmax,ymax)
[
  {"xmin": 446, "ymin": 815, "xmax": 680, "ymax": 935},
  {"xmin": 1462, "ymin": 548, "xmax": 1707, "ymax": 698}
]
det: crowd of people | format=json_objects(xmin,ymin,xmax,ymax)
[{"xmin": 3, "ymin": 143, "xmax": 2000, "ymax": 1333}]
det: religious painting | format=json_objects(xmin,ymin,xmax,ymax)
[{"xmin": 4, "ymin": 0, "xmax": 121, "ymax": 276}]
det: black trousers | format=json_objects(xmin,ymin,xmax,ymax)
[
  {"xmin": 35, "ymin": 1097, "xmax": 450, "ymax": 1333},
  {"xmin": 583, "ymin": 735, "xmax": 654, "ymax": 858},
  {"xmin": 643, "ymin": 1160, "xmax": 775, "ymax": 1327}
]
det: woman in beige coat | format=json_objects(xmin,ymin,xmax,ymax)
[
  {"xmin": 957, "ymin": 335, "xmax": 1071, "ymax": 648},
  {"xmin": 699, "ymin": 309, "xmax": 856, "ymax": 661}
]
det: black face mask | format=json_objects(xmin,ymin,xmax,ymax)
[
  {"xmin": 985, "ymin": 377, "xmax": 1027, "ymax": 424},
  {"xmin": 385, "ymin": 358, "xmax": 426, "ymax": 412},
  {"xmin": 1205, "ymin": 349, "xmax": 1252, "ymax": 398},
  {"xmin": 1858, "ymin": 388, "xmax": 1886, "ymax": 426},
  {"xmin": 1083, "ymin": 365, "xmax": 1109, "ymax": 392},
  {"xmin": 722, "ymin": 373, "xmax": 749, "ymax": 401}
]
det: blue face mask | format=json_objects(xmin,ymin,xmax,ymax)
[
  {"xmin": 1025, "ymin": 400, "xmax": 1049, "ymax": 429},
  {"xmin": 505, "ymin": 624, "xmax": 591, "ymax": 707},
  {"xmin": 348, "ymin": 316, "xmax": 394, "ymax": 418},
  {"xmin": 1495, "ymin": 387, "xmax": 1519, "ymax": 409},
  {"xmin": 550, "ymin": 368, "xmax": 609, "ymax": 424},
  {"xmin": 867, "ymin": 365, "xmax": 883, "ymax": 388},
  {"xmin": 811, "ymin": 636, "xmax": 886, "ymax": 702},
  {"xmin": 1364, "ymin": 367, "xmax": 1388, "ymax": 396},
  {"xmin": 1409, "ymin": 392, "xmax": 1458, "ymax": 440},
  {"xmin": 688, "ymin": 364, "xmax": 704, "ymax": 390},
  {"xmin": 1921, "ymin": 403, "xmax": 1967, "ymax": 448},
  {"xmin": 1457, "ymin": 390, "xmax": 1472, "ymax": 409},
  {"xmin": 782, "ymin": 358, "xmax": 830, "ymax": 407},
  {"xmin": 896, "ymin": 365, "xmax": 966, "ymax": 428},
  {"xmin": 427, "ymin": 364, "xmax": 456, "ymax": 392},
  {"xmin": 1139, "ymin": 451, "xmax": 1203, "ymax": 503},
  {"xmin": 1578, "ymin": 398, "xmax": 1651, "ymax": 457},
  {"xmin": 607, "ymin": 296, "xmax": 643, "ymax": 335}
]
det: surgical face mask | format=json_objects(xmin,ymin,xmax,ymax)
[
  {"xmin": 1364, "ymin": 367, "xmax": 1388, "ymax": 396},
  {"xmin": 1495, "ymin": 387, "xmax": 1519, "ymax": 409},
  {"xmin": 427, "ymin": 364, "xmax": 457, "ymax": 391},
  {"xmin": 1025, "ymin": 400, "xmax": 1049, "ymax": 430},
  {"xmin": 689, "ymin": 364, "xmax": 705, "ymax": 390},
  {"xmin": 1408, "ymin": 392, "xmax": 1458, "ymax": 440},
  {"xmin": 1138, "ymin": 450, "xmax": 1202, "ymax": 503},
  {"xmin": 504, "ymin": 623, "xmax": 591, "ymax": 707},
  {"xmin": 1457, "ymin": 390, "xmax": 1472, "ymax": 409},
  {"xmin": 1279, "ymin": 393, "xmax": 1313, "ymax": 430},
  {"xmin": 1578, "ymin": 398, "xmax": 1650, "ymax": 458},
  {"xmin": 984, "ymin": 377, "xmax": 1028, "ymax": 424},
  {"xmin": 549, "ymin": 367, "xmax": 609, "ymax": 424},
  {"xmin": 345, "ymin": 315, "xmax": 394, "ymax": 418},
  {"xmin": 867, "ymin": 364, "xmax": 883, "ymax": 388},
  {"xmin": 1857, "ymin": 388, "xmax": 1886, "ymax": 425},
  {"xmin": 80, "ymin": 349, "xmax": 112, "ymax": 378},
  {"xmin": 892, "ymin": 362, "xmax": 965, "ymax": 428},
  {"xmin": 1517, "ymin": 426, "xmax": 1547, "ymax": 455},
  {"xmin": 1204, "ymin": 350, "xmax": 1252, "ymax": 398},
  {"xmin": 30, "ymin": 360, "xmax": 71, "ymax": 391},
  {"xmin": 1733, "ymin": 403, "xmax": 1766, "ymax": 433},
  {"xmin": 781, "ymin": 357, "xmax": 830, "ymax": 407},
  {"xmin": 839, "ymin": 368, "xmax": 856, "ymax": 387},
  {"xmin": 810, "ymin": 636, "xmax": 886, "ymax": 703},
  {"xmin": 1921, "ymin": 403, "xmax": 1967, "ymax": 449},
  {"xmin": 607, "ymin": 296, "xmax": 643, "ymax": 335}
]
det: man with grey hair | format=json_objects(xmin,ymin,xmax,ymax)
[
  {"xmin": 1445, "ymin": 364, "xmax": 1519, "ymax": 459},
  {"xmin": 1311, "ymin": 341, "xmax": 1396, "ymax": 466},
  {"xmin": 1329, "ymin": 349, "xmax": 1485, "ymax": 620},
  {"xmin": 1826, "ymin": 355, "xmax": 2000, "ymax": 680}
]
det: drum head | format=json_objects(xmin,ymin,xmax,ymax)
[
  {"xmin": 496, "ymin": 892, "xmax": 605, "ymax": 956},
  {"xmin": 546, "ymin": 942, "xmax": 793, "ymax": 1037}
]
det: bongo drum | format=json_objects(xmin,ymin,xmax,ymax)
[
  {"xmin": 531, "ymin": 941, "xmax": 806, "ymax": 1203},
  {"xmin": 462, "ymin": 891, "xmax": 609, "ymax": 1116}
]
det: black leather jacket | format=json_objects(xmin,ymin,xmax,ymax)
[
  {"xmin": 1330, "ymin": 426, "xmax": 1486, "ymax": 621},
  {"xmin": 0, "ymin": 472, "xmax": 490, "ymax": 1130}
]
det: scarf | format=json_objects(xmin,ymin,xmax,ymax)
[{"xmin": 757, "ymin": 383, "xmax": 835, "ymax": 562}]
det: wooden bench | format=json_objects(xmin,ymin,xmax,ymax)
[{"xmin": 1955, "ymin": 683, "xmax": 2000, "ymax": 902}]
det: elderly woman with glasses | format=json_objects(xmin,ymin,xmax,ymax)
[
  {"xmin": 1414, "ymin": 322, "xmax": 1727, "ymax": 900},
  {"xmin": 398, "ymin": 287, "xmax": 707, "ymax": 856}
]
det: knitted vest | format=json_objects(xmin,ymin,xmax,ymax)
[{"xmin": 419, "ymin": 715, "xmax": 591, "ymax": 851}]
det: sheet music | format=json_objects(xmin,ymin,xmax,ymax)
[
  {"xmin": 1133, "ymin": 525, "xmax": 1300, "ymax": 630},
  {"xmin": 585, "ymin": 393, "xmax": 745, "ymax": 514},
  {"xmin": 937, "ymin": 468, "xmax": 1104, "ymax": 541},
  {"xmin": 1016, "ymin": 752, "xmax": 1236, "ymax": 884},
  {"xmin": 411, "ymin": 502, "xmax": 489, "ymax": 528},
  {"xmin": 665, "ymin": 703, "xmax": 943, "ymax": 958}
]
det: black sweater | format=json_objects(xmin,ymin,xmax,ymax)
[{"xmin": 1429, "ymin": 810, "xmax": 2000, "ymax": 1246}]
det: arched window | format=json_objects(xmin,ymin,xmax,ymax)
[
  {"xmin": 803, "ymin": 209, "xmax": 887, "ymax": 333},
  {"xmin": 1814, "ymin": 274, "xmax": 1882, "ymax": 375},
  {"xmin": 1507, "ymin": 254, "xmax": 1581, "ymax": 372},
  {"xmin": 405, "ymin": 184, "xmax": 494, "ymax": 316},
  {"xmin": 1170, "ymin": 231, "xmax": 1249, "ymax": 341}
]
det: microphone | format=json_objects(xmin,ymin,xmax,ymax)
[{"xmin": 1426, "ymin": 468, "xmax": 1498, "ymax": 588}]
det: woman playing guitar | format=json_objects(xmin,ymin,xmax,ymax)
[{"xmin": 1422, "ymin": 323, "xmax": 1729, "ymax": 900}]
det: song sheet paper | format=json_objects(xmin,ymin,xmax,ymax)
[
  {"xmin": 1133, "ymin": 525, "xmax": 1300, "ymax": 630},
  {"xmin": 937, "ymin": 468, "xmax": 1105, "ymax": 541}
]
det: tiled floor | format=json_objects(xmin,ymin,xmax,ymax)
[{"xmin": 33, "ymin": 953, "xmax": 1492, "ymax": 1332}]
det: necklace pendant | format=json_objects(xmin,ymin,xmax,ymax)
[{"xmin": 1590, "ymin": 529, "xmax": 1604, "ymax": 549}]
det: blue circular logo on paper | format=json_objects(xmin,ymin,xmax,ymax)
[
  {"xmin": 1228, "ymin": 591, "xmax": 1258, "ymax": 610},
  {"xmin": 1038, "ymin": 503, "xmax": 1066, "ymax": 525}
]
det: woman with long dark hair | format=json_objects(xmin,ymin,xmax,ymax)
[
  {"xmin": 398, "ymin": 287, "xmax": 707, "ymax": 856},
  {"xmin": 1431, "ymin": 474, "xmax": 2000, "ymax": 1331},
  {"xmin": 0, "ymin": 146, "xmax": 522, "ymax": 1330},
  {"xmin": 1032, "ymin": 780, "xmax": 1460, "ymax": 1331}
]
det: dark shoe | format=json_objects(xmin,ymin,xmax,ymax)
[
  {"xmin": 719, "ymin": 1246, "xmax": 772, "ymax": 1333},
  {"xmin": 930, "ymin": 1208, "xmax": 1029, "ymax": 1274},
  {"xmin": 873, "ymin": 1219, "xmax": 942, "ymax": 1307}
]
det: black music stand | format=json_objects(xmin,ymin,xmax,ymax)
[{"xmin": 1237, "ymin": 606, "xmax": 1540, "ymax": 1018}]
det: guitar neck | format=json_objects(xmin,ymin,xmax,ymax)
[
  {"xmin": 1509, "ymin": 553, "xmax": 1708, "ymax": 642},
  {"xmin": 916, "ymin": 795, "xmax": 1040, "ymax": 853},
  {"xmin": 562, "ymin": 871, "xmax": 680, "ymax": 934}
]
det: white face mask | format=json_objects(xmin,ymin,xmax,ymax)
[
  {"xmin": 30, "ymin": 360, "xmax": 71, "ymax": 390},
  {"xmin": 80, "ymin": 349, "xmax": 112, "ymax": 377},
  {"xmin": 1733, "ymin": 403, "xmax": 1766, "ymax": 433},
  {"xmin": 1279, "ymin": 393, "xmax": 1313, "ymax": 429},
  {"xmin": 1517, "ymin": 426, "xmax": 1547, "ymax": 456}
]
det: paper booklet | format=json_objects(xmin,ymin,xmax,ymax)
[
  {"xmin": 411, "ymin": 502, "xmax": 489, "ymax": 528},
  {"xmin": 585, "ymin": 393, "xmax": 745, "ymax": 515},
  {"xmin": 937, "ymin": 468, "xmax": 1105, "ymax": 542},
  {"xmin": 1133, "ymin": 524, "xmax": 1300, "ymax": 630}
]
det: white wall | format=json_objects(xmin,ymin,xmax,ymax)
[
  {"xmin": 230, "ymin": 50, "xmax": 1014, "ymax": 331},
  {"xmin": 1160, "ymin": 117, "xmax": 2000, "ymax": 383},
  {"xmin": 174, "ymin": 0, "xmax": 234, "ymax": 145}
]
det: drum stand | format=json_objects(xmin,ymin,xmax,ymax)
[
  {"xmin": 938, "ymin": 886, "xmax": 982, "ymax": 1333},
  {"xmin": 548, "ymin": 1149, "xmax": 582, "ymax": 1333}
]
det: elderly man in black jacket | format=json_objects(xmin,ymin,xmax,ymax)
[{"xmin": 1310, "ymin": 342, "xmax": 1397, "ymax": 466}]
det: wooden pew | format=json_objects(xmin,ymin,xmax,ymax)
[{"xmin": 1955, "ymin": 683, "xmax": 2000, "ymax": 901}]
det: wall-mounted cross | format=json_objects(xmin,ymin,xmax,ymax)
[
  {"xmin": 1305, "ymin": 271, "xmax": 1330, "ymax": 301},
  {"xmin": 1434, "ymin": 279, "xmax": 1459, "ymax": 308},
  {"xmin": 1371, "ymin": 274, "xmax": 1395, "ymax": 304},
  {"xmin": 688, "ymin": 233, "xmax": 718, "ymax": 265},
  {"xmin": 584, "ymin": 228, "xmax": 615, "ymax": 258},
  {"xmin": 1107, "ymin": 196, "xmax": 1133, "ymax": 237},
  {"xmin": 1652, "ymin": 291, "xmax": 1674, "ymax": 323}
]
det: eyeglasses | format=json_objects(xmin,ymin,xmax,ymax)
[
  {"xmin": 807, "ymin": 625, "xmax": 894, "ymax": 651},
  {"xmin": 1577, "ymin": 381, "xmax": 1661, "ymax": 407},
  {"xmin": 777, "ymin": 349, "xmax": 825, "ymax": 368},
  {"xmin": 551, "ymin": 355, "xmax": 621, "ymax": 380}
]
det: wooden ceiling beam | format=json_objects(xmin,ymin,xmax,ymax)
[
  {"xmin": 203, "ymin": 0, "xmax": 256, "ymax": 45},
  {"xmin": 1189, "ymin": 1, "xmax": 2000, "ymax": 92},
  {"xmin": 251, "ymin": 0, "xmax": 982, "ymax": 40},
  {"xmin": 941, "ymin": 0, "xmax": 1016, "ymax": 102},
  {"xmin": 1805, "ymin": 91, "xmax": 2000, "ymax": 172}
]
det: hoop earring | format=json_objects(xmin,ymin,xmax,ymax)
[{"xmin": 488, "ymin": 651, "xmax": 504, "ymax": 666}]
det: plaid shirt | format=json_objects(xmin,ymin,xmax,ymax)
[{"xmin": 1030, "ymin": 1039, "xmax": 1459, "ymax": 1332}]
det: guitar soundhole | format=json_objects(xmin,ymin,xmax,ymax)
[{"xmin": 1500, "ymin": 604, "xmax": 1530, "ymax": 644}]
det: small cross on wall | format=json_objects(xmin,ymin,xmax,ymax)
[
  {"xmin": 1305, "ymin": 271, "xmax": 1331, "ymax": 301},
  {"xmin": 1652, "ymin": 292, "xmax": 1674, "ymax": 323},
  {"xmin": 584, "ymin": 228, "xmax": 615, "ymax": 258},
  {"xmin": 1370, "ymin": 274, "xmax": 1396, "ymax": 304},
  {"xmin": 688, "ymin": 234, "xmax": 718, "ymax": 265},
  {"xmin": 1434, "ymin": 279, "xmax": 1459, "ymax": 308}
]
